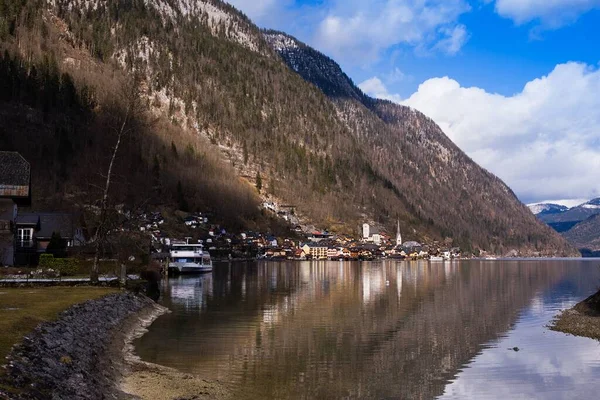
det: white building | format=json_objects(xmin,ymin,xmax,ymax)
[
  {"xmin": 372, "ymin": 234, "xmax": 382, "ymax": 245},
  {"xmin": 362, "ymin": 223, "xmax": 370, "ymax": 240}
]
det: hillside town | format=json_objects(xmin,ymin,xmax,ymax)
[
  {"xmin": 0, "ymin": 151, "xmax": 461, "ymax": 268},
  {"xmin": 149, "ymin": 214, "xmax": 462, "ymax": 262}
]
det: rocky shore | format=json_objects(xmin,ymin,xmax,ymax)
[
  {"xmin": 0, "ymin": 290, "xmax": 231, "ymax": 400},
  {"xmin": 0, "ymin": 292, "xmax": 162, "ymax": 399},
  {"xmin": 551, "ymin": 289, "xmax": 600, "ymax": 341}
]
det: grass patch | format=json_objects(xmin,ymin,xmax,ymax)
[{"xmin": 0, "ymin": 287, "xmax": 118, "ymax": 364}]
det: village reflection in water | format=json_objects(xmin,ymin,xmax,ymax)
[{"xmin": 136, "ymin": 260, "xmax": 600, "ymax": 399}]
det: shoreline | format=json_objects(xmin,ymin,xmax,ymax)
[
  {"xmin": 1, "ymin": 292, "xmax": 155, "ymax": 399},
  {"xmin": 0, "ymin": 291, "xmax": 226, "ymax": 400},
  {"xmin": 116, "ymin": 300, "xmax": 231, "ymax": 400},
  {"xmin": 550, "ymin": 289, "xmax": 600, "ymax": 341}
]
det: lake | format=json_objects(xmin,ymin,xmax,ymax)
[{"xmin": 135, "ymin": 260, "xmax": 600, "ymax": 399}]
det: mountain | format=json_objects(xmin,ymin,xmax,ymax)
[
  {"xmin": 537, "ymin": 198, "xmax": 600, "ymax": 232},
  {"xmin": 563, "ymin": 214, "xmax": 600, "ymax": 253},
  {"xmin": 528, "ymin": 203, "xmax": 569, "ymax": 216},
  {"xmin": 528, "ymin": 198, "xmax": 600, "ymax": 255},
  {"xmin": 581, "ymin": 198, "xmax": 600, "ymax": 209},
  {"xmin": 0, "ymin": 0, "xmax": 576, "ymax": 256},
  {"xmin": 263, "ymin": 30, "xmax": 574, "ymax": 255}
]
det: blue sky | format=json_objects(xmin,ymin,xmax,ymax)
[{"xmin": 228, "ymin": 0, "xmax": 600, "ymax": 206}]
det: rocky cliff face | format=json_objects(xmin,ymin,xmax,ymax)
[{"xmin": 0, "ymin": 0, "xmax": 577, "ymax": 255}]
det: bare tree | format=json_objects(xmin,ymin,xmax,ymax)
[{"xmin": 90, "ymin": 78, "xmax": 143, "ymax": 283}]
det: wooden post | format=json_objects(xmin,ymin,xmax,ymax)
[{"xmin": 120, "ymin": 264, "xmax": 126, "ymax": 287}]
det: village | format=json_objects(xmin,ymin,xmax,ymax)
[
  {"xmin": 1, "ymin": 151, "xmax": 461, "ymax": 271},
  {"xmin": 148, "ymin": 210, "xmax": 463, "ymax": 262}
]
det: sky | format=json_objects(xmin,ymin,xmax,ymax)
[{"xmin": 227, "ymin": 0, "xmax": 600, "ymax": 206}]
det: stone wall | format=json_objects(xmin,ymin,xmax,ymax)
[{"xmin": 1, "ymin": 292, "xmax": 156, "ymax": 399}]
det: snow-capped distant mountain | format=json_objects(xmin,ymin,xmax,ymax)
[
  {"xmin": 527, "ymin": 203, "xmax": 569, "ymax": 216},
  {"xmin": 538, "ymin": 198, "xmax": 600, "ymax": 224},
  {"xmin": 580, "ymin": 198, "xmax": 600, "ymax": 209},
  {"xmin": 532, "ymin": 198, "xmax": 600, "ymax": 247},
  {"xmin": 559, "ymin": 198, "xmax": 600, "ymax": 253}
]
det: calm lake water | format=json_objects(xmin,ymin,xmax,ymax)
[{"xmin": 135, "ymin": 260, "xmax": 600, "ymax": 399}]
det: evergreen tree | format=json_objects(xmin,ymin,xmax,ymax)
[
  {"xmin": 176, "ymin": 180, "xmax": 189, "ymax": 211},
  {"xmin": 269, "ymin": 176, "xmax": 276, "ymax": 196},
  {"xmin": 152, "ymin": 154, "xmax": 161, "ymax": 182},
  {"xmin": 256, "ymin": 171, "xmax": 262, "ymax": 193},
  {"xmin": 46, "ymin": 232, "xmax": 67, "ymax": 257}
]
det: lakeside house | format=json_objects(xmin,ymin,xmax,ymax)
[
  {"xmin": 302, "ymin": 242, "xmax": 328, "ymax": 260},
  {"xmin": 14, "ymin": 213, "xmax": 84, "ymax": 265},
  {"xmin": 327, "ymin": 248, "xmax": 341, "ymax": 259},
  {"xmin": 0, "ymin": 152, "xmax": 31, "ymax": 266}
]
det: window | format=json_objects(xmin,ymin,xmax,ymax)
[{"xmin": 17, "ymin": 228, "xmax": 33, "ymax": 246}]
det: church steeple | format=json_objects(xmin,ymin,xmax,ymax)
[{"xmin": 396, "ymin": 220, "xmax": 402, "ymax": 246}]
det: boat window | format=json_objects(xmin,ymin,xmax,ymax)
[
  {"xmin": 173, "ymin": 257, "xmax": 205, "ymax": 263},
  {"xmin": 172, "ymin": 245, "xmax": 202, "ymax": 251}
]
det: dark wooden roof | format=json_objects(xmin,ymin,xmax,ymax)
[
  {"xmin": 15, "ymin": 214, "xmax": 39, "ymax": 226},
  {"xmin": 17, "ymin": 213, "xmax": 75, "ymax": 239},
  {"xmin": 0, "ymin": 152, "xmax": 30, "ymax": 199}
]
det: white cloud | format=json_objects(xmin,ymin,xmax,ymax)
[
  {"xmin": 228, "ymin": 0, "xmax": 472, "ymax": 63},
  {"xmin": 363, "ymin": 62, "xmax": 600, "ymax": 203},
  {"xmin": 384, "ymin": 67, "xmax": 408, "ymax": 84},
  {"xmin": 490, "ymin": 0, "xmax": 600, "ymax": 28},
  {"xmin": 313, "ymin": 0, "xmax": 471, "ymax": 62},
  {"xmin": 434, "ymin": 24, "xmax": 469, "ymax": 55},
  {"xmin": 359, "ymin": 77, "xmax": 404, "ymax": 103}
]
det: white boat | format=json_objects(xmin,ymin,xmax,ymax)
[
  {"xmin": 168, "ymin": 240, "xmax": 213, "ymax": 274},
  {"xmin": 429, "ymin": 256, "xmax": 444, "ymax": 262}
]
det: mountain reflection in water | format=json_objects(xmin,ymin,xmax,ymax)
[{"xmin": 135, "ymin": 260, "xmax": 600, "ymax": 399}]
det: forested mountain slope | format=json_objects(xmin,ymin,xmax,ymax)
[
  {"xmin": 0, "ymin": 0, "xmax": 576, "ymax": 255},
  {"xmin": 264, "ymin": 30, "xmax": 575, "ymax": 255},
  {"xmin": 563, "ymin": 214, "xmax": 600, "ymax": 252}
]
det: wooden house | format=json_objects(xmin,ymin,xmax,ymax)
[{"xmin": 0, "ymin": 152, "xmax": 31, "ymax": 266}]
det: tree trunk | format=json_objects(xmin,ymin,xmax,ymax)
[{"xmin": 91, "ymin": 107, "xmax": 130, "ymax": 283}]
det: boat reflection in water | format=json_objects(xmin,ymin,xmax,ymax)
[
  {"xmin": 166, "ymin": 274, "xmax": 213, "ymax": 311},
  {"xmin": 137, "ymin": 260, "xmax": 600, "ymax": 399}
]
